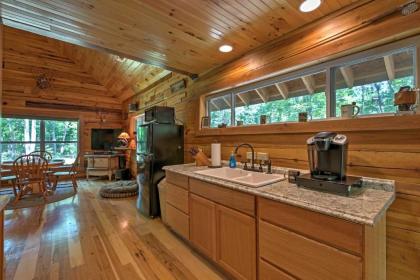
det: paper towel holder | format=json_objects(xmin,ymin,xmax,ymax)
[{"xmin": 210, "ymin": 142, "xmax": 223, "ymax": 168}]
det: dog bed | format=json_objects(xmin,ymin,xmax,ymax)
[{"xmin": 99, "ymin": 180, "xmax": 138, "ymax": 198}]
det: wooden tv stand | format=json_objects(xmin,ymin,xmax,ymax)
[{"xmin": 85, "ymin": 154, "xmax": 120, "ymax": 181}]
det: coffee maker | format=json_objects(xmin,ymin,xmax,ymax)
[{"xmin": 291, "ymin": 132, "xmax": 363, "ymax": 196}]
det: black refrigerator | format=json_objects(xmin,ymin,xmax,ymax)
[{"xmin": 136, "ymin": 122, "xmax": 184, "ymax": 217}]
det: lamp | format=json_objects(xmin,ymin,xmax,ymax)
[{"xmin": 117, "ymin": 132, "xmax": 131, "ymax": 148}]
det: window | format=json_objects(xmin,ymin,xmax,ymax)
[
  {"xmin": 0, "ymin": 117, "xmax": 79, "ymax": 164},
  {"xmin": 205, "ymin": 43, "xmax": 417, "ymax": 127},
  {"xmin": 208, "ymin": 93, "xmax": 232, "ymax": 128},
  {"xmin": 334, "ymin": 49, "xmax": 415, "ymax": 116},
  {"xmin": 234, "ymin": 72, "xmax": 327, "ymax": 125}
]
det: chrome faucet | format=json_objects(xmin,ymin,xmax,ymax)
[{"xmin": 234, "ymin": 143, "xmax": 257, "ymax": 172}]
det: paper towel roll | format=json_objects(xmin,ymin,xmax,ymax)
[{"xmin": 211, "ymin": 143, "xmax": 221, "ymax": 167}]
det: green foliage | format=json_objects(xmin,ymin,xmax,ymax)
[
  {"xmin": 336, "ymin": 76, "xmax": 414, "ymax": 116},
  {"xmin": 209, "ymin": 76, "xmax": 414, "ymax": 127},
  {"xmin": 0, "ymin": 118, "xmax": 79, "ymax": 163}
]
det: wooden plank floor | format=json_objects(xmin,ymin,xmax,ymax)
[{"xmin": 4, "ymin": 180, "xmax": 226, "ymax": 280}]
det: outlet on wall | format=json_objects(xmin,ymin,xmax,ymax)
[
  {"xmin": 257, "ymin": 152, "xmax": 269, "ymax": 161},
  {"xmin": 246, "ymin": 152, "xmax": 257, "ymax": 160},
  {"xmin": 246, "ymin": 152, "xmax": 269, "ymax": 161}
]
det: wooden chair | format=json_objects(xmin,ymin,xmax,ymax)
[
  {"xmin": 29, "ymin": 150, "xmax": 54, "ymax": 186},
  {"xmin": 52, "ymin": 153, "xmax": 81, "ymax": 192},
  {"xmin": 29, "ymin": 150, "xmax": 52, "ymax": 161},
  {"xmin": 13, "ymin": 155, "xmax": 49, "ymax": 203}
]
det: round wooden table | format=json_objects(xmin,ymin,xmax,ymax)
[
  {"xmin": 1, "ymin": 159, "xmax": 66, "ymax": 202},
  {"xmin": 1, "ymin": 159, "xmax": 65, "ymax": 169}
]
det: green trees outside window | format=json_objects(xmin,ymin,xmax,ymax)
[{"xmin": 0, "ymin": 118, "xmax": 79, "ymax": 164}]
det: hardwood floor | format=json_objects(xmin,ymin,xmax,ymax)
[{"xmin": 4, "ymin": 180, "xmax": 225, "ymax": 280}]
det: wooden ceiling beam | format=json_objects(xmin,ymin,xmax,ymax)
[
  {"xmin": 237, "ymin": 92, "xmax": 250, "ymax": 105},
  {"xmin": 384, "ymin": 55, "xmax": 396, "ymax": 81},
  {"xmin": 222, "ymin": 96, "xmax": 231, "ymax": 107},
  {"xmin": 210, "ymin": 99, "xmax": 220, "ymax": 110},
  {"xmin": 274, "ymin": 83, "xmax": 289, "ymax": 99},
  {"xmin": 301, "ymin": 75, "xmax": 315, "ymax": 94},
  {"xmin": 340, "ymin": 66, "xmax": 354, "ymax": 88},
  {"xmin": 255, "ymin": 89, "xmax": 268, "ymax": 103}
]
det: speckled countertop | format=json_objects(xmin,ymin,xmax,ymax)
[{"xmin": 163, "ymin": 163, "xmax": 395, "ymax": 226}]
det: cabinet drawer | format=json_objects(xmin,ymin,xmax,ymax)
[
  {"xmin": 190, "ymin": 178, "xmax": 255, "ymax": 216},
  {"xmin": 259, "ymin": 221, "xmax": 362, "ymax": 280},
  {"xmin": 166, "ymin": 182, "xmax": 189, "ymax": 214},
  {"xmin": 259, "ymin": 260, "xmax": 296, "ymax": 280},
  {"xmin": 166, "ymin": 203, "xmax": 189, "ymax": 240},
  {"xmin": 166, "ymin": 171, "xmax": 189, "ymax": 189},
  {"xmin": 258, "ymin": 198, "xmax": 363, "ymax": 255}
]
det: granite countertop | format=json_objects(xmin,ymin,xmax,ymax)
[{"xmin": 163, "ymin": 163, "xmax": 395, "ymax": 226}]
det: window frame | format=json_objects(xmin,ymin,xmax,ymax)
[
  {"xmin": 0, "ymin": 116, "xmax": 80, "ymax": 162},
  {"xmin": 205, "ymin": 38, "xmax": 419, "ymax": 128}
]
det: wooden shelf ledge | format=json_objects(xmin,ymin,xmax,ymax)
[{"xmin": 196, "ymin": 114, "xmax": 420, "ymax": 137}]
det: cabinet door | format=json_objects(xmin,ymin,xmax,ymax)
[
  {"xmin": 189, "ymin": 194, "xmax": 216, "ymax": 259},
  {"xmin": 216, "ymin": 204, "xmax": 256, "ymax": 280}
]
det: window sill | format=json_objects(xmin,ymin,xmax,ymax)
[{"xmin": 196, "ymin": 114, "xmax": 420, "ymax": 137}]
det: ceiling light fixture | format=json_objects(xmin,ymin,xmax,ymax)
[
  {"xmin": 299, "ymin": 0, "xmax": 322, "ymax": 13},
  {"xmin": 219, "ymin": 44, "xmax": 233, "ymax": 53}
]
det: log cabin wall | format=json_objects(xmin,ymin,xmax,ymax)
[
  {"xmin": 1, "ymin": 27, "xmax": 123, "ymax": 160},
  {"xmin": 124, "ymin": 2, "xmax": 420, "ymax": 279}
]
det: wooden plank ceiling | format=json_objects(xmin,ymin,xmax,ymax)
[
  {"xmin": 0, "ymin": 0, "xmax": 358, "ymax": 75},
  {"xmin": 2, "ymin": 26, "xmax": 171, "ymax": 109}
]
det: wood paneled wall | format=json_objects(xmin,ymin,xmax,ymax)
[
  {"xmin": 1, "ymin": 26, "xmax": 123, "ymax": 159},
  {"xmin": 124, "ymin": 3, "xmax": 420, "ymax": 278}
]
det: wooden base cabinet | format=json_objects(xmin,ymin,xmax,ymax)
[
  {"xmin": 216, "ymin": 204, "xmax": 256, "ymax": 280},
  {"xmin": 258, "ymin": 197, "xmax": 386, "ymax": 280},
  {"xmin": 190, "ymin": 194, "xmax": 217, "ymax": 259},
  {"xmin": 188, "ymin": 178, "xmax": 257, "ymax": 280}
]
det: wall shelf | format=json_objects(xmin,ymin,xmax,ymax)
[{"xmin": 196, "ymin": 114, "xmax": 420, "ymax": 137}]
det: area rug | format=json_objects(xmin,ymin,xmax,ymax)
[{"xmin": 2, "ymin": 183, "xmax": 76, "ymax": 210}]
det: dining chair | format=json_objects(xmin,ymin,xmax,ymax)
[
  {"xmin": 13, "ymin": 155, "xmax": 49, "ymax": 203},
  {"xmin": 52, "ymin": 153, "xmax": 81, "ymax": 193},
  {"xmin": 29, "ymin": 150, "xmax": 54, "ymax": 186},
  {"xmin": 29, "ymin": 150, "xmax": 52, "ymax": 161}
]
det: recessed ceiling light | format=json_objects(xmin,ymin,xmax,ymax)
[
  {"xmin": 299, "ymin": 0, "xmax": 322, "ymax": 13},
  {"xmin": 219, "ymin": 44, "xmax": 233, "ymax": 53}
]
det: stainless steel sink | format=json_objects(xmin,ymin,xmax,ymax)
[{"xmin": 194, "ymin": 167, "xmax": 285, "ymax": 188}]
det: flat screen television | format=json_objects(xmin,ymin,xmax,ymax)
[{"xmin": 91, "ymin": 129, "xmax": 122, "ymax": 150}]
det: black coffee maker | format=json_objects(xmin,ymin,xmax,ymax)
[
  {"xmin": 291, "ymin": 131, "xmax": 362, "ymax": 196},
  {"xmin": 307, "ymin": 131, "xmax": 347, "ymax": 181}
]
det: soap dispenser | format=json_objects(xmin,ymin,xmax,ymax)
[{"xmin": 229, "ymin": 151, "xmax": 237, "ymax": 168}]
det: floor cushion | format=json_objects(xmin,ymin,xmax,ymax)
[{"xmin": 99, "ymin": 180, "xmax": 138, "ymax": 198}]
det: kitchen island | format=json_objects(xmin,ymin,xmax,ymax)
[{"xmin": 162, "ymin": 163, "xmax": 395, "ymax": 280}]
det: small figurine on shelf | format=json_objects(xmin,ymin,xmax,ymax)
[
  {"xmin": 217, "ymin": 123, "xmax": 227, "ymax": 128},
  {"xmin": 394, "ymin": 86, "xmax": 417, "ymax": 115}
]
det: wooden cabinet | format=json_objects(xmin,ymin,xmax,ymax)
[
  {"xmin": 216, "ymin": 204, "xmax": 256, "ymax": 280},
  {"xmin": 189, "ymin": 194, "xmax": 217, "ymax": 259},
  {"xmin": 164, "ymin": 174, "xmax": 386, "ymax": 280},
  {"xmin": 189, "ymin": 180, "xmax": 257, "ymax": 280},
  {"xmin": 259, "ymin": 197, "xmax": 363, "ymax": 255},
  {"xmin": 85, "ymin": 154, "xmax": 120, "ymax": 181},
  {"xmin": 258, "ymin": 197, "xmax": 385, "ymax": 280},
  {"xmin": 259, "ymin": 260, "xmax": 296, "ymax": 280},
  {"xmin": 164, "ymin": 178, "xmax": 190, "ymax": 240},
  {"xmin": 166, "ymin": 203, "xmax": 189, "ymax": 240},
  {"xmin": 166, "ymin": 182, "xmax": 189, "ymax": 214},
  {"xmin": 259, "ymin": 220, "xmax": 362, "ymax": 280},
  {"xmin": 166, "ymin": 171, "xmax": 189, "ymax": 189}
]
